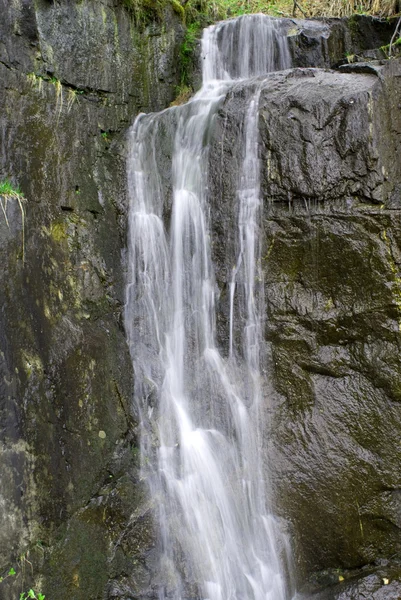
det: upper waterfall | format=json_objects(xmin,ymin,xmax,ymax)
[
  {"xmin": 202, "ymin": 15, "xmax": 291, "ymax": 82},
  {"xmin": 126, "ymin": 14, "xmax": 294, "ymax": 600}
]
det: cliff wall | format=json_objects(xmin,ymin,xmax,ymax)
[{"xmin": 0, "ymin": 1, "xmax": 183, "ymax": 597}]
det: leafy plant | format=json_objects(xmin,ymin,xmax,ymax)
[
  {"xmin": 0, "ymin": 566, "xmax": 16, "ymax": 583},
  {"xmin": 0, "ymin": 566, "xmax": 46, "ymax": 599},
  {"xmin": 20, "ymin": 590, "xmax": 45, "ymax": 600},
  {"xmin": 120, "ymin": 0, "xmax": 400, "ymax": 29}
]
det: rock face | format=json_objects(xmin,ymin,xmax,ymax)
[
  {"xmin": 1, "ymin": 4, "xmax": 400, "ymax": 600},
  {"xmin": 208, "ymin": 58, "xmax": 401, "ymax": 599},
  {"xmin": 0, "ymin": 1, "xmax": 183, "ymax": 598}
]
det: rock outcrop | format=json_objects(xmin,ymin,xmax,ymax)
[
  {"xmin": 208, "ymin": 55, "xmax": 401, "ymax": 600},
  {"xmin": 0, "ymin": 1, "xmax": 183, "ymax": 598}
]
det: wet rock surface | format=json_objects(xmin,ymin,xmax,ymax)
[
  {"xmin": 0, "ymin": 0, "xmax": 183, "ymax": 598},
  {"xmin": 307, "ymin": 560, "xmax": 401, "ymax": 599},
  {"xmin": 209, "ymin": 59, "xmax": 401, "ymax": 597}
]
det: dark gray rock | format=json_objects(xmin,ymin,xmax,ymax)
[
  {"xmin": 305, "ymin": 560, "xmax": 401, "ymax": 599},
  {"xmin": 208, "ymin": 58, "xmax": 401, "ymax": 595},
  {"xmin": 287, "ymin": 15, "xmax": 397, "ymax": 69},
  {"xmin": 0, "ymin": 1, "xmax": 183, "ymax": 599},
  {"xmin": 259, "ymin": 64, "xmax": 400, "ymax": 204}
]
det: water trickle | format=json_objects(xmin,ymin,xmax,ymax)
[{"xmin": 126, "ymin": 14, "xmax": 293, "ymax": 600}]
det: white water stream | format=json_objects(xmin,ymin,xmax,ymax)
[{"xmin": 126, "ymin": 15, "xmax": 293, "ymax": 600}]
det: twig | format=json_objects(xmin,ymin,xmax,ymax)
[
  {"xmin": 0, "ymin": 197, "xmax": 9, "ymax": 227},
  {"xmin": 0, "ymin": 192, "xmax": 26, "ymax": 262},
  {"xmin": 389, "ymin": 15, "xmax": 401, "ymax": 57},
  {"xmin": 16, "ymin": 195, "xmax": 25, "ymax": 263},
  {"xmin": 293, "ymin": 0, "xmax": 307, "ymax": 18}
]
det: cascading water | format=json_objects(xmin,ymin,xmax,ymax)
[{"xmin": 126, "ymin": 14, "xmax": 293, "ymax": 600}]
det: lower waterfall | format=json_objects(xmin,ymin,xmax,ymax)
[{"xmin": 126, "ymin": 14, "xmax": 294, "ymax": 600}]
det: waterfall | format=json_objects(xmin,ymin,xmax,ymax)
[{"xmin": 125, "ymin": 14, "xmax": 293, "ymax": 600}]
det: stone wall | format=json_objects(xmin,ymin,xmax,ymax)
[{"xmin": 0, "ymin": 1, "xmax": 183, "ymax": 598}]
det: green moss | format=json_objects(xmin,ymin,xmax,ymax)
[
  {"xmin": 179, "ymin": 21, "xmax": 201, "ymax": 86},
  {"xmin": 122, "ymin": 0, "xmax": 168, "ymax": 27},
  {"xmin": 50, "ymin": 222, "xmax": 67, "ymax": 243},
  {"xmin": 348, "ymin": 13, "xmax": 360, "ymax": 33},
  {"xmin": 380, "ymin": 36, "xmax": 401, "ymax": 57},
  {"xmin": 170, "ymin": 0, "xmax": 185, "ymax": 21},
  {"xmin": 21, "ymin": 352, "xmax": 44, "ymax": 379}
]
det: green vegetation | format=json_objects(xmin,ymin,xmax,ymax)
[
  {"xmin": 0, "ymin": 565, "xmax": 45, "ymax": 600},
  {"xmin": 171, "ymin": 0, "xmax": 185, "ymax": 19},
  {"xmin": 179, "ymin": 21, "xmax": 201, "ymax": 89},
  {"xmin": 0, "ymin": 178, "xmax": 26, "ymax": 261},
  {"xmin": 381, "ymin": 34, "xmax": 401, "ymax": 55},
  {"xmin": 171, "ymin": 83, "xmax": 193, "ymax": 105},
  {"xmin": 0, "ymin": 566, "xmax": 16, "ymax": 583},
  {"xmin": 27, "ymin": 72, "xmax": 84, "ymax": 114},
  {"xmin": 122, "ymin": 0, "xmax": 172, "ymax": 25},
  {"xmin": 20, "ymin": 590, "xmax": 45, "ymax": 600},
  {"xmin": 0, "ymin": 179, "xmax": 24, "ymax": 200},
  {"xmin": 122, "ymin": 0, "xmax": 399, "ymax": 26},
  {"xmin": 184, "ymin": 0, "xmax": 291, "ymax": 23}
]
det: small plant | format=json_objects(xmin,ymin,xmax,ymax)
[
  {"xmin": 26, "ymin": 72, "xmax": 46, "ymax": 95},
  {"xmin": 0, "ymin": 566, "xmax": 16, "ymax": 583},
  {"xmin": 0, "ymin": 178, "xmax": 26, "ymax": 261},
  {"xmin": 0, "ymin": 179, "xmax": 24, "ymax": 199},
  {"xmin": 0, "ymin": 560, "xmax": 45, "ymax": 599},
  {"xmin": 20, "ymin": 590, "xmax": 45, "ymax": 600}
]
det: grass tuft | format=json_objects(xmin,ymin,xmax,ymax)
[
  {"xmin": 0, "ymin": 179, "xmax": 26, "ymax": 262},
  {"xmin": 0, "ymin": 179, "xmax": 24, "ymax": 199}
]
